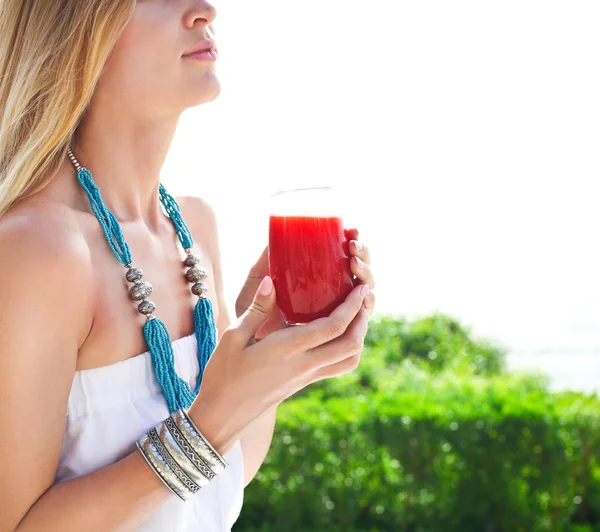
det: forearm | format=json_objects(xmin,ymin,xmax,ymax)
[
  {"xmin": 240, "ymin": 406, "xmax": 277, "ymax": 487},
  {"xmin": 14, "ymin": 450, "xmax": 169, "ymax": 532},
  {"xmin": 14, "ymin": 403, "xmax": 241, "ymax": 532}
]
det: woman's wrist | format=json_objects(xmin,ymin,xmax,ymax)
[{"xmin": 187, "ymin": 393, "xmax": 245, "ymax": 456}]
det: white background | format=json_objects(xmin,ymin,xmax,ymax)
[{"xmin": 163, "ymin": 1, "xmax": 600, "ymax": 389}]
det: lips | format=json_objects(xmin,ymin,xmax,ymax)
[{"xmin": 183, "ymin": 39, "xmax": 218, "ymax": 57}]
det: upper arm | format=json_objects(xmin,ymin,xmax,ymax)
[
  {"xmin": 177, "ymin": 196, "xmax": 231, "ymax": 338},
  {"xmin": 0, "ymin": 209, "xmax": 93, "ymax": 530}
]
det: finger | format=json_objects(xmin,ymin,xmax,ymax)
[
  {"xmin": 234, "ymin": 276, "xmax": 277, "ymax": 344},
  {"xmin": 350, "ymin": 256, "xmax": 375, "ymax": 289},
  {"xmin": 254, "ymin": 306, "xmax": 286, "ymax": 342},
  {"xmin": 363, "ymin": 291, "xmax": 376, "ymax": 316},
  {"xmin": 289, "ymin": 284, "xmax": 370, "ymax": 351},
  {"xmin": 310, "ymin": 310, "xmax": 369, "ymax": 381},
  {"xmin": 345, "ymin": 228, "xmax": 360, "ymax": 242},
  {"xmin": 350, "ymin": 240, "xmax": 371, "ymax": 265},
  {"xmin": 313, "ymin": 352, "xmax": 362, "ymax": 382},
  {"xmin": 308, "ymin": 308, "xmax": 369, "ymax": 367},
  {"xmin": 248, "ymin": 246, "xmax": 269, "ymax": 278}
]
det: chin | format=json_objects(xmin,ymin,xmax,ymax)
[{"xmin": 184, "ymin": 75, "xmax": 222, "ymax": 109}]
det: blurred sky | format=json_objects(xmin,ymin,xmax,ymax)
[{"xmin": 164, "ymin": 1, "xmax": 600, "ymax": 356}]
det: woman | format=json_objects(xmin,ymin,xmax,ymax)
[{"xmin": 0, "ymin": 1, "xmax": 376, "ymax": 531}]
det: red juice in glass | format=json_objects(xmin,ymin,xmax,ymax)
[{"xmin": 268, "ymin": 188, "xmax": 354, "ymax": 326}]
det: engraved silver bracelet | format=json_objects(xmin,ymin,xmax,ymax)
[{"xmin": 136, "ymin": 409, "xmax": 228, "ymax": 501}]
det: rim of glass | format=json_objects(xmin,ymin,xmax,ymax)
[{"xmin": 270, "ymin": 186, "xmax": 335, "ymax": 198}]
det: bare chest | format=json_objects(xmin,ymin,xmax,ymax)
[{"xmin": 75, "ymin": 214, "xmax": 218, "ymax": 371}]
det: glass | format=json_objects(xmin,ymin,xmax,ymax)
[{"xmin": 268, "ymin": 187, "xmax": 354, "ymax": 327}]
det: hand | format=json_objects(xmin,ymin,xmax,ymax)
[
  {"xmin": 235, "ymin": 229, "xmax": 376, "ymax": 339},
  {"xmin": 346, "ymin": 228, "xmax": 376, "ymax": 316},
  {"xmin": 190, "ymin": 276, "xmax": 371, "ymax": 454},
  {"xmin": 235, "ymin": 246, "xmax": 284, "ymax": 342}
]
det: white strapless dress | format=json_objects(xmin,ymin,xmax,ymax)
[{"xmin": 55, "ymin": 333, "xmax": 245, "ymax": 531}]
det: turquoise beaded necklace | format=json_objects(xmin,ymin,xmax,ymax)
[{"xmin": 67, "ymin": 149, "xmax": 217, "ymax": 414}]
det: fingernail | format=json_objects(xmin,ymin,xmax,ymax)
[
  {"xmin": 353, "ymin": 240, "xmax": 363, "ymax": 251},
  {"xmin": 356, "ymin": 257, "xmax": 365, "ymax": 269},
  {"xmin": 361, "ymin": 284, "xmax": 370, "ymax": 297},
  {"xmin": 259, "ymin": 276, "xmax": 273, "ymax": 296}
]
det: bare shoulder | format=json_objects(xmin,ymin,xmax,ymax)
[
  {"xmin": 175, "ymin": 195, "xmax": 220, "ymax": 256},
  {"xmin": 175, "ymin": 195, "xmax": 218, "ymax": 228},
  {"xmin": 0, "ymin": 199, "xmax": 94, "ymax": 345},
  {"xmin": 0, "ymin": 199, "xmax": 91, "ymax": 271}
]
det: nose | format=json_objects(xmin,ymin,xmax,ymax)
[{"xmin": 183, "ymin": 1, "xmax": 217, "ymax": 28}]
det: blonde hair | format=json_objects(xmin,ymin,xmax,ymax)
[{"xmin": 0, "ymin": 0, "xmax": 135, "ymax": 218}]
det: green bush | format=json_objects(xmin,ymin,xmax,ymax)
[
  {"xmin": 234, "ymin": 315, "xmax": 599, "ymax": 531},
  {"xmin": 365, "ymin": 314, "xmax": 507, "ymax": 375},
  {"xmin": 296, "ymin": 314, "xmax": 507, "ymax": 402},
  {"xmin": 236, "ymin": 371, "xmax": 600, "ymax": 532}
]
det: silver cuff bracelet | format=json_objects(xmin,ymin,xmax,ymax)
[
  {"xmin": 136, "ymin": 409, "xmax": 229, "ymax": 502},
  {"xmin": 171, "ymin": 409, "xmax": 228, "ymax": 475},
  {"xmin": 137, "ymin": 432, "xmax": 193, "ymax": 502}
]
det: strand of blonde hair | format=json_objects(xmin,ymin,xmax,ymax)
[{"xmin": 0, "ymin": 0, "xmax": 135, "ymax": 218}]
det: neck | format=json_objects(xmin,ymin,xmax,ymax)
[{"xmin": 72, "ymin": 104, "xmax": 180, "ymax": 227}]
